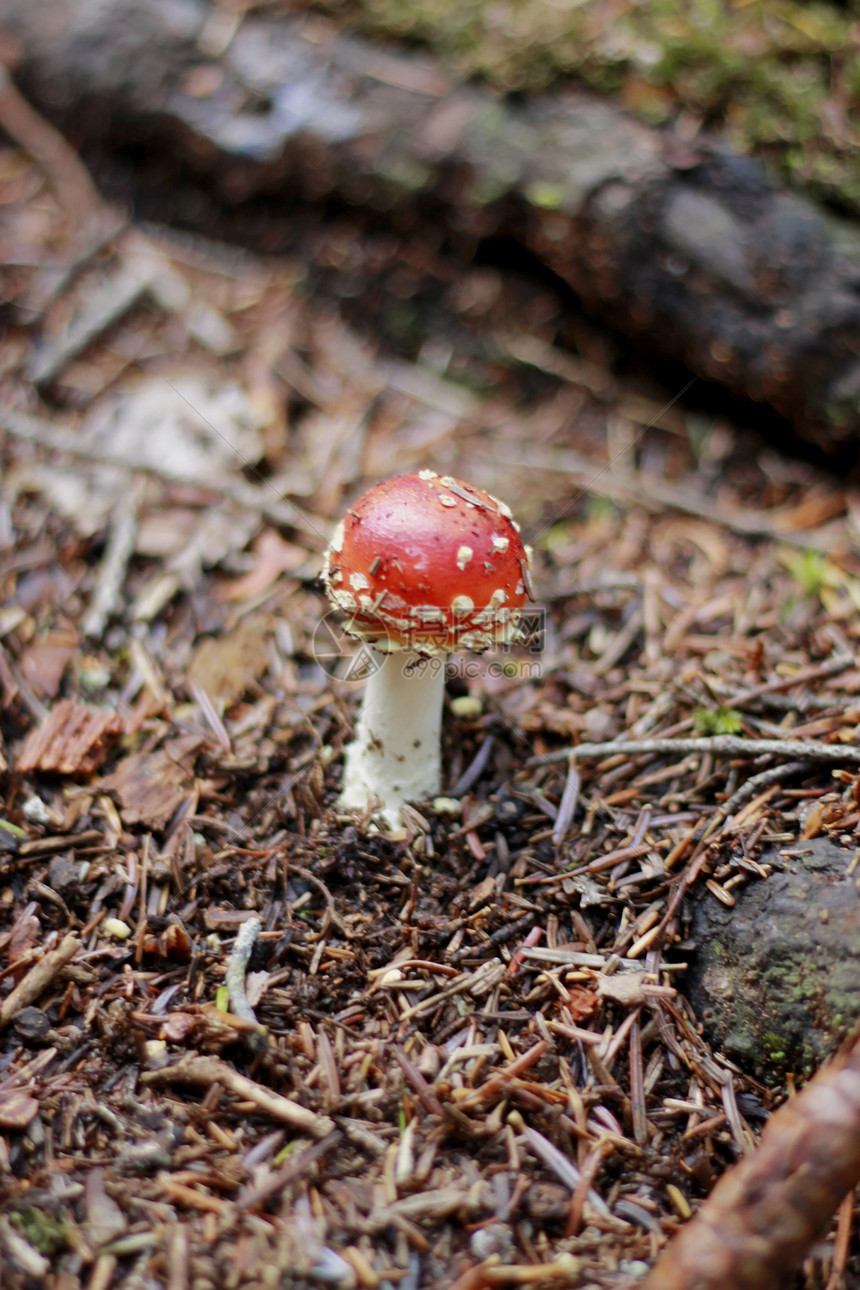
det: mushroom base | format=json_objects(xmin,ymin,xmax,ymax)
[{"xmin": 339, "ymin": 650, "xmax": 445, "ymax": 828}]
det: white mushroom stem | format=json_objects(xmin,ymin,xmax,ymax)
[{"xmin": 340, "ymin": 650, "xmax": 445, "ymax": 828}]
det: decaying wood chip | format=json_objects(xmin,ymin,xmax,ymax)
[
  {"xmin": 636, "ymin": 1030, "xmax": 860, "ymax": 1290},
  {"xmin": 0, "ymin": 932, "xmax": 80, "ymax": 1029},
  {"xmin": 16, "ymin": 698, "xmax": 121, "ymax": 774},
  {"xmin": 142, "ymin": 1054, "xmax": 335, "ymax": 1138},
  {"xmin": 596, "ymin": 972, "xmax": 648, "ymax": 1007},
  {"xmin": 0, "ymin": 1087, "xmax": 39, "ymax": 1129}
]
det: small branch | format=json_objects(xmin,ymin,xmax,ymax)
[
  {"xmin": 142, "ymin": 1054, "xmax": 335, "ymax": 1138},
  {"xmin": 29, "ymin": 259, "xmax": 154, "ymax": 386},
  {"xmin": 528, "ymin": 736, "xmax": 860, "ymax": 769},
  {"xmin": 236, "ymin": 1130, "xmax": 342, "ymax": 1209},
  {"xmin": 713, "ymin": 759, "xmax": 815, "ymax": 830},
  {"xmin": 0, "ymin": 933, "xmax": 80, "ymax": 1029},
  {"xmin": 713, "ymin": 653, "xmax": 855, "ymax": 711}
]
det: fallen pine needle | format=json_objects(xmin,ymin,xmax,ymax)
[{"xmin": 159, "ymin": 1175, "xmax": 228, "ymax": 1214}]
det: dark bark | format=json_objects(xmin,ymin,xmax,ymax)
[{"xmin": 4, "ymin": 0, "xmax": 860, "ymax": 449}]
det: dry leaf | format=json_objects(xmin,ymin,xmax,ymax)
[
  {"xmin": 99, "ymin": 736, "xmax": 200, "ymax": 829},
  {"xmin": 16, "ymin": 699, "xmax": 121, "ymax": 775},
  {"xmin": 187, "ymin": 614, "xmax": 272, "ymax": 703},
  {"xmin": 219, "ymin": 528, "xmax": 307, "ymax": 602},
  {"xmin": 19, "ymin": 629, "xmax": 77, "ymax": 698}
]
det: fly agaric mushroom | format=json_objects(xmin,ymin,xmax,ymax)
[{"xmin": 323, "ymin": 470, "xmax": 533, "ymax": 826}]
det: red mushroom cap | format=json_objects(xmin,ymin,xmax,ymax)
[{"xmin": 323, "ymin": 471, "xmax": 532, "ymax": 653}]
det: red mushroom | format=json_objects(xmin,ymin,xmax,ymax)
[{"xmin": 323, "ymin": 470, "xmax": 532, "ymax": 825}]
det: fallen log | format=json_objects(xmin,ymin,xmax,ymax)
[
  {"xmin": 633, "ymin": 1026, "xmax": 860, "ymax": 1290},
  {"xmin": 4, "ymin": 0, "xmax": 860, "ymax": 450}
]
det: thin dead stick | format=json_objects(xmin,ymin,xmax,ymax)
[
  {"xmin": 635, "ymin": 1029, "xmax": 860, "ymax": 1290},
  {"xmin": 528, "ymin": 736, "xmax": 860, "ymax": 769},
  {"xmin": 236, "ymin": 1129, "xmax": 342, "ymax": 1209},
  {"xmin": 552, "ymin": 757, "xmax": 580, "ymax": 847},
  {"xmin": 713, "ymin": 759, "xmax": 814, "ymax": 833},
  {"xmin": 142, "ymin": 1054, "xmax": 335, "ymax": 1138},
  {"xmin": 449, "ymin": 1257, "xmax": 581, "ymax": 1288},
  {"xmin": 660, "ymin": 759, "xmax": 815, "ymax": 877},
  {"xmin": 0, "ymin": 933, "xmax": 80, "ymax": 1029}
]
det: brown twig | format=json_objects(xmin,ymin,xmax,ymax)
[
  {"xmin": 236, "ymin": 1130, "xmax": 342, "ymax": 1209},
  {"xmin": 142, "ymin": 1054, "xmax": 335, "ymax": 1138},
  {"xmin": 0, "ymin": 933, "xmax": 80, "ymax": 1029},
  {"xmin": 493, "ymin": 445, "xmax": 847, "ymax": 555}
]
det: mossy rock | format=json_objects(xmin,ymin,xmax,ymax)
[{"xmin": 687, "ymin": 836, "xmax": 860, "ymax": 1080}]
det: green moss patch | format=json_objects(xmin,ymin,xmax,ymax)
[{"xmin": 307, "ymin": 0, "xmax": 860, "ymax": 214}]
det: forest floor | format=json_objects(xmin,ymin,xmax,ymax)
[{"xmin": 2, "ymin": 79, "xmax": 860, "ymax": 1290}]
